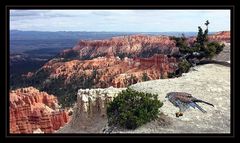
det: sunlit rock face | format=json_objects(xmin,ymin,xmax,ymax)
[
  {"xmin": 38, "ymin": 53, "xmax": 178, "ymax": 89},
  {"xmin": 9, "ymin": 87, "xmax": 69, "ymax": 133},
  {"xmin": 208, "ymin": 31, "xmax": 230, "ymax": 43},
  {"xmin": 66, "ymin": 87, "xmax": 125, "ymax": 132},
  {"xmin": 66, "ymin": 34, "xmax": 177, "ymax": 59},
  {"xmin": 187, "ymin": 31, "xmax": 230, "ymax": 45}
]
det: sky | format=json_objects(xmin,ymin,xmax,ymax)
[{"xmin": 10, "ymin": 10, "xmax": 230, "ymax": 32}]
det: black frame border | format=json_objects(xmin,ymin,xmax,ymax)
[{"xmin": 5, "ymin": 5, "xmax": 235, "ymax": 138}]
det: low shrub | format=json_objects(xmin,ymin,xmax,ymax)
[
  {"xmin": 107, "ymin": 88, "xmax": 163, "ymax": 129},
  {"xmin": 178, "ymin": 59, "xmax": 191, "ymax": 74}
]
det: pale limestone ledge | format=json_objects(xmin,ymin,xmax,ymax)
[
  {"xmin": 76, "ymin": 87, "xmax": 125, "ymax": 113},
  {"xmin": 33, "ymin": 128, "xmax": 44, "ymax": 134},
  {"xmin": 57, "ymin": 87, "xmax": 125, "ymax": 133}
]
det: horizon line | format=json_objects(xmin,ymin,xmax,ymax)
[{"xmin": 10, "ymin": 29, "xmax": 230, "ymax": 33}]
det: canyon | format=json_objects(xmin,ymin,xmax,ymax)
[
  {"xmin": 9, "ymin": 87, "xmax": 70, "ymax": 133},
  {"xmin": 41, "ymin": 53, "xmax": 178, "ymax": 88},
  {"xmin": 10, "ymin": 32, "xmax": 230, "ymax": 108},
  {"xmin": 26, "ymin": 31, "xmax": 230, "ymax": 91},
  {"xmin": 13, "ymin": 35, "xmax": 181, "ymax": 108},
  {"xmin": 9, "ymin": 31, "xmax": 231, "ymax": 134}
]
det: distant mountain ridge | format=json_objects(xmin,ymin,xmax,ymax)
[
  {"xmin": 9, "ymin": 30, "xmax": 219, "ymax": 54},
  {"xmin": 10, "ymin": 30, "xmax": 214, "ymax": 41}
]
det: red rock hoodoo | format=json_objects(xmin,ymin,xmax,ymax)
[
  {"xmin": 40, "ymin": 53, "xmax": 178, "ymax": 88},
  {"xmin": 9, "ymin": 87, "xmax": 69, "ymax": 134}
]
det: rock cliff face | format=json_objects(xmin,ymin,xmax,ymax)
[
  {"xmin": 40, "ymin": 54, "xmax": 177, "ymax": 88},
  {"xmin": 208, "ymin": 31, "xmax": 230, "ymax": 43},
  {"xmin": 9, "ymin": 87, "xmax": 69, "ymax": 133},
  {"xmin": 187, "ymin": 31, "xmax": 230, "ymax": 45},
  {"xmin": 57, "ymin": 87, "xmax": 125, "ymax": 133},
  {"xmin": 47, "ymin": 35, "xmax": 178, "ymax": 88},
  {"xmin": 62, "ymin": 34, "xmax": 177, "ymax": 59}
]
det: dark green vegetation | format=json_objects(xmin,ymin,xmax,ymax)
[
  {"xmin": 139, "ymin": 48, "xmax": 171, "ymax": 58},
  {"xmin": 10, "ymin": 57, "xmax": 47, "ymax": 80},
  {"xmin": 178, "ymin": 59, "xmax": 192, "ymax": 73},
  {"xmin": 60, "ymin": 51, "xmax": 108, "ymax": 62},
  {"xmin": 142, "ymin": 73, "xmax": 150, "ymax": 81},
  {"xmin": 10, "ymin": 68, "xmax": 100, "ymax": 108},
  {"xmin": 116, "ymin": 52, "xmax": 133, "ymax": 60},
  {"xmin": 10, "ymin": 68, "xmax": 51, "ymax": 90},
  {"xmin": 170, "ymin": 20, "xmax": 224, "ymax": 76},
  {"xmin": 107, "ymin": 88, "xmax": 163, "ymax": 129},
  {"xmin": 116, "ymin": 47, "xmax": 172, "ymax": 59}
]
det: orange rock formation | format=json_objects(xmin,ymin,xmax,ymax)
[
  {"xmin": 9, "ymin": 87, "xmax": 69, "ymax": 133},
  {"xmin": 208, "ymin": 31, "xmax": 230, "ymax": 43},
  {"xmin": 61, "ymin": 34, "xmax": 177, "ymax": 59},
  {"xmin": 41, "ymin": 54, "xmax": 177, "ymax": 88}
]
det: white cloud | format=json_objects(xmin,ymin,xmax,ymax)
[{"xmin": 10, "ymin": 10, "xmax": 230, "ymax": 32}]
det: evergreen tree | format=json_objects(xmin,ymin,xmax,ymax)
[
  {"xmin": 205, "ymin": 20, "xmax": 210, "ymax": 29},
  {"xmin": 196, "ymin": 26, "xmax": 205, "ymax": 50},
  {"xmin": 142, "ymin": 73, "xmax": 150, "ymax": 81},
  {"xmin": 107, "ymin": 88, "xmax": 163, "ymax": 129}
]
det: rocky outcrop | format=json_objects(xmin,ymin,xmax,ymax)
[
  {"xmin": 61, "ymin": 34, "xmax": 177, "ymax": 59},
  {"xmin": 39, "ymin": 54, "xmax": 178, "ymax": 89},
  {"xmin": 9, "ymin": 87, "xmax": 70, "ymax": 133},
  {"xmin": 58, "ymin": 64, "xmax": 230, "ymax": 133},
  {"xmin": 187, "ymin": 31, "xmax": 230, "ymax": 45},
  {"xmin": 57, "ymin": 87, "xmax": 125, "ymax": 133},
  {"xmin": 208, "ymin": 31, "xmax": 230, "ymax": 43}
]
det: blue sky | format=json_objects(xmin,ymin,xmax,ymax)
[{"xmin": 10, "ymin": 10, "xmax": 230, "ymax": 32}]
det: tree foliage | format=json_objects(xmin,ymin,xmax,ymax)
[
  {"xmin": 142, "ymin": 72, "xmax": 150, "ymax": 81},
  {"xmin": 178, "ymin": 59, "xmax": 191, "ymax": 74},
  {"xmin": 172, "ymin": 20, "xmax": 224, "ymax": 60},
  {"xmin": 169, "ymin": 20, "xmax": 225, "ymax": 77},
  {"xmin": 107, "ymin": 88, "xmax": 163, "ymax": 129}
]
